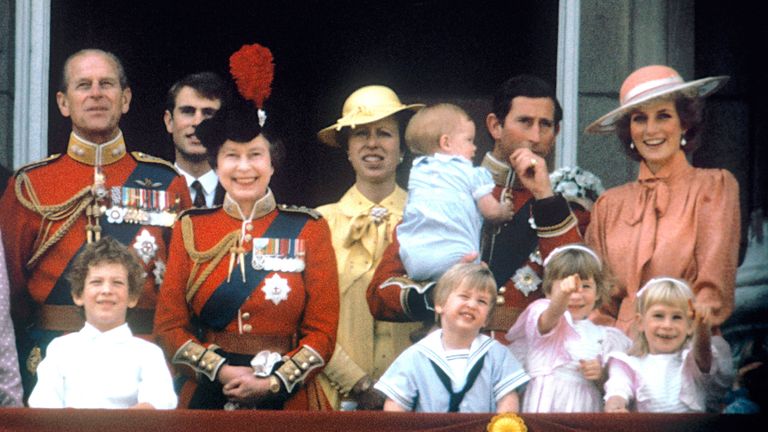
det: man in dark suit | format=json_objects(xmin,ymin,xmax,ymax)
[{"xmin": 164, "ymin": 72, "xmax": 229, "ymax": 207}]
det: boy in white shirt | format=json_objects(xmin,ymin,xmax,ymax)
[{"xmin": 28, "ymin": 237, "xmax": 177, "ymax": 409}]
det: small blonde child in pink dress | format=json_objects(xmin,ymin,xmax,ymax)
[
  {"xmin": 506, "ymin": 244, "xmax": 630, "ymax": 412},
  {"xmin": 603, "ymin": 278, "xmax": 734, "ymax": 413}
]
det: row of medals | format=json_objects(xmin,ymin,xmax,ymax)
[
  {"xmin": 251, "ymin": 238, "xmax": 306, "ymax": 273},
  {"xmin": 99, "ymin": 184, "xmax": 178, "ymax": 227}
]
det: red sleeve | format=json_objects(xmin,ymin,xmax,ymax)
[
  {"xmin": 0, "ymin": 176, "xmax": 36, "ymax": 330},
  {"xmin": 366, "ymin": 229, "xmax": 434, "ymax": 322},
  {"xmin": 291, "ymin": 218, "xmax": 338, "ymax": 362},
  {"xmin": 153, "ymin": 215, "xmax": 198, "ymax": 360}
]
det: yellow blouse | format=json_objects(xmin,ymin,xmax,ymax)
[{"xmin": 316, "ymin": 185, "xmax": 420, "ymax": 408}]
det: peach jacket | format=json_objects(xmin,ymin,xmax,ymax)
[{"xmin": 586, "ymin": 151, "xmax": 740, "ymax": 333}]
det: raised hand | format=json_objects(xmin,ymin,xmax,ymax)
[{"xmin": 509, "ymin": 148, "xmax": 553, "ymax": 200}]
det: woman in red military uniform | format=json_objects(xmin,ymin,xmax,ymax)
[{"xmin": 154, "ymin": 97, "xmax": 339, "ymax": 410}]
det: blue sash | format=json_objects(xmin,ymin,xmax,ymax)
[
  {"xmin": 45, "ymin": 161, "xmax": 178, "ymax": 305},
  {"xmin": 197, "ymin": 211, "xmax": 308, "ymax": 331}
]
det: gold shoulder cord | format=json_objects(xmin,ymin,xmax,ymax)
[
  {"xmin": 14, "ymin": 172, "xmax": 92, "ymax": 270},
  {"xmin": 180, "ymin": 216, "xmax": 241, "ymax": 303}
]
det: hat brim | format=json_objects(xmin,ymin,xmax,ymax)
[
  {"xmin": 317, "ymin": 103, "xmax": 425, "ymax": 147},
  {"xmin": 585, "ymin": 75, "xmax": 729, "ymax": 134}
]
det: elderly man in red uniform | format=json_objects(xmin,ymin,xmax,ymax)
[
  {"xmin": 367, "ymin": 75, "xmax": 590, "ymax": 338},
  {"xmin": 0, "ymin": 49, "xmax": 191, "ymax": 397}
]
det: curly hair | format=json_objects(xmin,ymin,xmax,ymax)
[{"xmin": 67, "ymin": 236, "xmax": 145, "ymax": 303}]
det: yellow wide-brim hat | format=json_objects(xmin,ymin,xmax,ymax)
[
  {"xmin": 585, "ymin": 65, "xmax": 729, "ymax": 134},
  {"xmin": 317, "ymin": 85, "xmax": 424, "ymax": 147}
]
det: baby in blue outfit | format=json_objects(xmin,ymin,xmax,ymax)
[{"xmin": 397, "ymin": 103, "xmax": 513, "ymax": 281}]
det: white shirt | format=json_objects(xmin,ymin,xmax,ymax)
[
  {"xmin": 175, "ymin": 163, "xmax": 219, "ymax": 208},
  {"xmin": 28, "ymin": 323, "xmax": 177, "ymax": 409}
]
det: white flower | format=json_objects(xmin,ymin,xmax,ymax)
[{"xmin": 549, "ymin": 166, "xmax": 605, "ymax": 203}]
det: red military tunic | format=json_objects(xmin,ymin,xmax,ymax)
[
  {"xmin": 367, "ymin": 153, "xmax": 589, "ymax": 339},
  {"xmin": 0, "ymin": 132, "xmax": 190, "ymax": 326},
  {"xmin": 0, "ymin": 132, "xmax": 191, "ymax": 396},
  {"xmin": 154, "ymin": 190, "xmax": 339, "ymax": 410}
]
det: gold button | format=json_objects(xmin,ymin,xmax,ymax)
[
  {"xmin": 244, "ymin": 234, "xmax": 253, "ymax": 242},
  {"xmin": 496, "ymin": 297, "xmax": 505, "ymax": 305},
  {"xmin": 242, "ymin": 312, "xmax": 251, "ymax": 320},
  {"xmin": 498, "ymin": 287, "xmax": 507, "ymax": 294},
  {"xmin": 246, "ymin": 223, "xmax": 253, "ymax": 231},
  {"xmin": 243, "ymin": 324, "xmax": 252, "ymax": 332}
]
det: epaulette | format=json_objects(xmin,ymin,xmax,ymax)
[
  {"xmin": 277, "ymin": 203, "xmax": 322, "ymax": 220},
  {"xmin": 177, "ymin": 205, "xmax": 221, "ymax": 219},
  {"xmin": 130, "ymin": 151, "xmax": 179, "ymax": 173},
  {"xmin": 13, "ymin": 154, "xmax": 61, "ymax": 176}
]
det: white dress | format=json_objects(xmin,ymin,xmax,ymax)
[
  {"xmin": 506, "ymin": 299, "xmax": 631, "ymax": 412},
  {"xmin": 604, "ymin": 336, "xmax": 734, "ymax": 412}
]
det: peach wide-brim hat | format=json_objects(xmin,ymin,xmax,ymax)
[
  {"xmin": 317, "ymin": 85, "xmax": 424, "ymax": 147},
  {"xmin": 585, "ymin": 65, "xmax": 729, "ymax": 134}
]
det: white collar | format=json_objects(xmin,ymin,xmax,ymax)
[
  {"xmin": 79, "ymin": 322, "xmax": 133, "ymax": 341},
  {"xmin": 175, "ymin": 163, "xmax": 219, "ymax": 194},
  {"xmin": 414, "ymin": 152, "xmax": 472, "ymax": 166}
]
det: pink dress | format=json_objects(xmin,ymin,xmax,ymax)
[
  {"xmin": 604, "ymin": 336, "xmax": 734, "ymax": 412},
  {"xmin": 506, "ymin": 299, "xmax": 631, "ymax": 412}
]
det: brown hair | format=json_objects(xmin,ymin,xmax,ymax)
[
  {"xmin": 405, "ymin": 103, "xmax": 472, "ymax": 155},
  {"xmin": 433, "ymin": 262, "xmax": 497, "ymax": 327},
  {"xmin": 615, "ymin": 94, "xmax": 704, "ymax": 161},
  {"xmin": 67, "ymin": 236, "xmax": 145, "ymax": 303},
  {"xmin": 628, "ymin": 278, "xmax": 694, "ymax": 357},
  {"xmin": 542, "ymin": 245, "xmax": 608, "ymax": 308}
]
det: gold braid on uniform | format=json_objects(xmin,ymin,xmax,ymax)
[
  {"xmin": 14, "ymin": 172, "xmax": 94, "ymax": 270},
  {"xmin": 181, "ymin": 216, "xmax": 242, "ymax": 303}
]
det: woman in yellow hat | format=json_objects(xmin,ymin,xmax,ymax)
[
  {"xmin": 585, "ymin": 65, "xmax": 739, "ymax": 335},
  {"xmin": 315, "ymin": 85, "xmax": 424, "ymax": 410}
]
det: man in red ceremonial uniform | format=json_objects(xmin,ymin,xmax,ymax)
[
  {"xmin": 0, "ymin": 49, "xmax": 191, "ymax": 398},
  {"xmin": 367, "ymin": 75, "xmax": 589, "ymax": 339}
]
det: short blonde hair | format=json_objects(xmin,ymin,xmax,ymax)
[
  {"xmin": 629, "ymin": 277, "xmax": 694, "ymax": 357},
  {"xmin": 433, "ymin": 262, "xmax": 497, "ymax": 327},
  {"xmin": 405, "ymin": 103, "xmax": 472, "ymax": 155}
]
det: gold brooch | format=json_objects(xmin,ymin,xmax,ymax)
[{"xmin": 487, "ymin": 413, "xmax": 527, "ymax": 432}]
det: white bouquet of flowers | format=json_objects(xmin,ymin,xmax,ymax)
[{"xmin": 549, "ymin": 166, "xmax": 605, "ymax": 210}]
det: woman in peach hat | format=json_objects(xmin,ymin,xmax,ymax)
[
  {"xmin": 315, "ymin": 86, "xmax": 424, "ymax": 410},
  {"xmin": 584, "ymin": 65, "xmax": 740, "ymax": 335}
]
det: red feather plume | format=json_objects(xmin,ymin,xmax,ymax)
[{"xmin": 229, "ymin": 43, "xmax": 274, "ymax": 109}]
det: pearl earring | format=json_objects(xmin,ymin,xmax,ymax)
[{"xmin": 630, "ymin": 142, "xmax": 635, "ymax": 150}]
